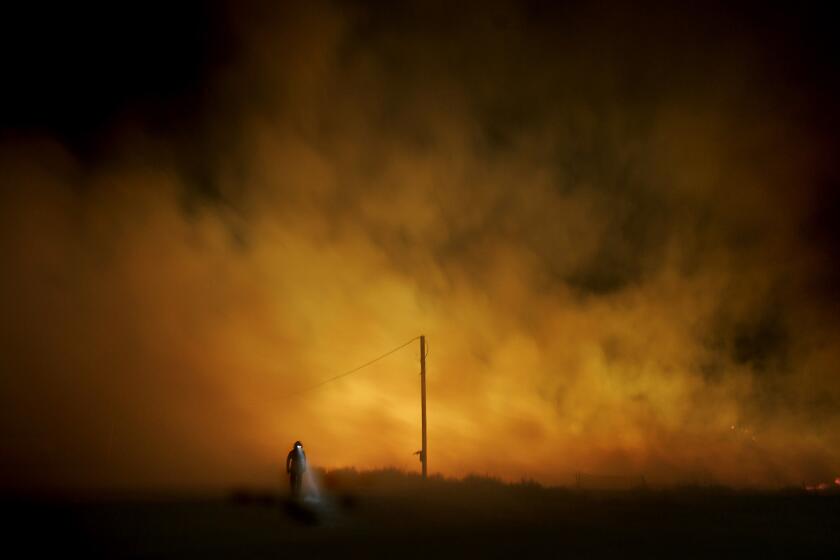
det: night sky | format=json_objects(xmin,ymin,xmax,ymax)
[{"xmin": 1, "ymin": 1, "xmax": 839, "ymax": 491}]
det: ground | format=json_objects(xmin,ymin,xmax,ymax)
[{"xmin": 6, "ymin": 470, "xmax": 840, "ymax": 558}]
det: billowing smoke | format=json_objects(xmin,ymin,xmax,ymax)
[{"xmin": 1, "ymin": 1, "xmax": 838, "ymax": 490}]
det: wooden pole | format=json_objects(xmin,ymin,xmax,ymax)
[{"xmin": 420, "ymin": 335, "xmax": 427, "ymax": 478}]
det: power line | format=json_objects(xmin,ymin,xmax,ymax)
[{"xmin": 284, "ymin": 336, "xmax": 421, "ymax": 398}]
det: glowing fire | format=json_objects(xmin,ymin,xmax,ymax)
[{"xmin": 805, "ymin": 479, "xmax": 840, "ymax": 492}]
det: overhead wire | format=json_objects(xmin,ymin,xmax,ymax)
[{"xmin": 283, "ymin": 336, "xmax": 421, "ymax": 398}]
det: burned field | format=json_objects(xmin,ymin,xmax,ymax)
[{"xmin": 7, "ymin": 470, "xmax": 839, "ymax": 558}]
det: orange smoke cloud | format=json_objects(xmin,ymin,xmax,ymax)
[{"xmin": 1, "ymin": 1, "xmax": 839, "ymax": 491}]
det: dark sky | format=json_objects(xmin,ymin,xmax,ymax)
[
  {"xmin": 3, "ymin": 2, "xmax": 838, "ymax": 152},
  {"xmin": 1, "ymin": 3, "xmax": 221, "ymax": 145},
  {"xmin": 1, "ymin": 1, "xmax": 839, "ymax": 490}
]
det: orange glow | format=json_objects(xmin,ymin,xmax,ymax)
[{"xmin": 1, "ymin": 2, "xmax": 839, "ymax": 492}]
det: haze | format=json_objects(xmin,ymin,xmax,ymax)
[{"xmin": 1, "ymin": 1, "xmax": 838, "ymax": 491}]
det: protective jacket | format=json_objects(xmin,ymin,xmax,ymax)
[{"xmin": 286, "ymin": 445, "xmax": 307, "ymax": 475}]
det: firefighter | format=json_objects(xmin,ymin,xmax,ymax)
[{"xmin": 286, "ymin": 441, "xmax": 307, "ymax": 498}]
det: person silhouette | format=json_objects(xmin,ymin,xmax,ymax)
[{"xmin": 286, "ymin": 441, "xmax": 307, "ymax": 498}]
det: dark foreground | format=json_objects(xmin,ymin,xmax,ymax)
[{"xmin": 6, "ymin": 471, "xmax": 840, "ymax": 558}]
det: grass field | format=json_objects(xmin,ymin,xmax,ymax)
[{"xmin": 6, "ymin": 469, "xmax": 839, "ymax": 558}]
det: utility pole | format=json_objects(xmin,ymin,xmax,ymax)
[{"xmin": 420, "ymin": 335, "xmax": 428, "ymax": 478}]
